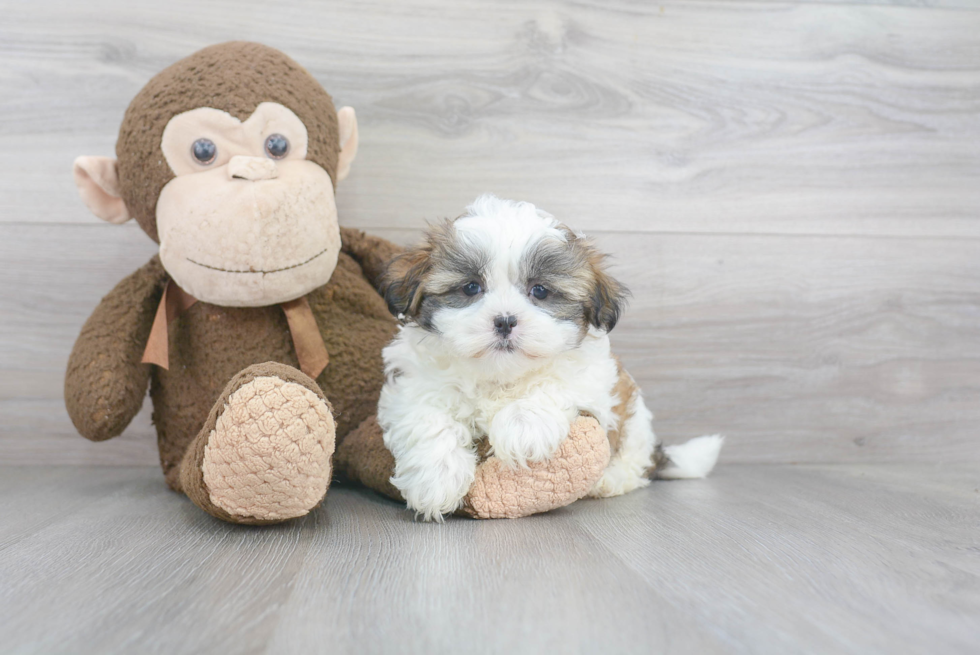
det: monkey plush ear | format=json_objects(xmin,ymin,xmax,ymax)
[
  {"xmin": 72, "ymin": 156, "xmax": 131, "ymax": 224},
  {"xmin": 336, "ymin": 106, "xmax": 359, "ymax": 183}
]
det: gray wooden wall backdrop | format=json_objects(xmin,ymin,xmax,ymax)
[{"xmin": 1, "ymin": 0, "xmax": 978, "ymax": 468}]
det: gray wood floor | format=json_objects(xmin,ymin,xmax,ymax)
[{"xmin": 1, "ymin": 464, "xmax": 978, "ymax": 655}]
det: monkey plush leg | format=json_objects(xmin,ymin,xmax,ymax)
[
  {"xmin": 336, "ymin": 415, "xmax": 609, "ymax": 519},
  {"xmin": 333, "ymin": 415, "xmax": 403, "ymax": 500},
  {"xmin": 457, "ymin": 416, "xmax": 610, "ymax": 519},
  {"xmin": 179, "ymin": 362, "xmax": 335, "ymax": 525}
]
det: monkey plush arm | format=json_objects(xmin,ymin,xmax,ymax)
[
  {"xmin": 339, "ymin": 227, "xmax": 403, "ymax": 291},
  {"xmin": 65, "ymin": 256, "xmax": 168, "ymax": 442}
]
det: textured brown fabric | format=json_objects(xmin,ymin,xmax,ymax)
[
  {"xmin": 152, "ymin": 249, "xmax": 397, "ymax": 491},
  {"xmin": 65, "ymin": 233, "xmax": 395, "ymax": 502},
  {"xmin": 141, "ymin": 285, "xmax": 332, "ymax": 381},
  {"xmin": 65, "ymin": 256, "xmax": 168, "ymax": 441},
  {"xmin": 339, "ymin": 227, "xmax": 404, "ymax": 291},
  {"xmin": 334, "ymin": 415, "xmax": 403, "ymax": 501},
  {"xmin": 179, "ymin": 362, "xmax": 332, "ymax": 525},
  {"xmin": 116, "ymin": 42, "xmax": 341, "ymax": 242}
]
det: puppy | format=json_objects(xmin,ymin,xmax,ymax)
[{"xmin": 378, "ymin": 195, "xmax": 723, "ymax": 521}]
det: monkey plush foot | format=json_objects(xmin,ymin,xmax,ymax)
[
  {"xmin": 179, "ymin": 362, "xmax": 335, "ymax": 525},
  {"xmin": 337, "ymin": 414, "xmax": 610, "ymax": 519},
  {"xmin": 458, "ymin": 415, "xmax": 610, "ymax": 519}
]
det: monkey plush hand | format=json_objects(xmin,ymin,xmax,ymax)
[{"xmin": 66, "ymin": 42, "xmax": 608, "ymax": 524}]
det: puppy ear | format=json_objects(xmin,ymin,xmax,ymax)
[
  {"xmin": 381, "ymin": 247, "xmax": 431, "ymax": 318},
  {"xmin": 585, "ymin": 255, "xmax": 629, "ymax": 333}
]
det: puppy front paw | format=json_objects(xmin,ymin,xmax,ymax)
[
  {"xmin": 391, "ymin": 439, "xmax": 477, "ymax": 522},
  {"xmin": 489, "ymin": 402, "xmax": 571, "ymax": 468}
]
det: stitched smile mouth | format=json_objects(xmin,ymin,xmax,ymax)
[{"xmin": 186, "ymin": 248, "xmax": 329, "ymax": 274}]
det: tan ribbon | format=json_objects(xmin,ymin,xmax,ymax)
[
  {"xmin": 142, "ymin": 281, "xmax": 329, "ymax": 380},
  {"xmin": 141, "ymin": 281, "xmax": 198, "ymax": 370},
  {"xmin": 280, "ymin": 296, "xmax": 330, "ymax": 379}
]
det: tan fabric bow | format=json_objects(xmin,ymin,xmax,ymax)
[{"xmin": 141, "ymin": 280, "xmax": 330, "ymax": 380}]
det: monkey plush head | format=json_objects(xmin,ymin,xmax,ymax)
[{"xmin": 72, "ymin": 42, "xmax": 358, "ymax": 307}]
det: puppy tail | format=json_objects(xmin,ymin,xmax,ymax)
[{"xmin": 651, "ymin": 435, "xmax": 724, "ymax": 480}]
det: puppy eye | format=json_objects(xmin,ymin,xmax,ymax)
[
  {"xmin": 463, "ymin": 282, "xmax": 482, "ymax": 296},
  {"xmin": 191, "ymin": 138, "xmax": 217, "ymax": 165},
  {"xmin": 530, "ymin": 284, "xmax": 549, "ymax": 300},
  {"xmin": 265, "ymin": 134, "xmax": 290, "ymax": 159}
]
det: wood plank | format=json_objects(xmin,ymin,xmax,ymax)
[
  {"xmin": 754, "ymin": 0, "xmax": 980, "ymax": 7},
  {"xmin": 2, "ymin": 223, "xmax": 976, "ymax": 466},
  {"xmin": 1, "ymin": 0, "xmax": 979, "ymax": 237},
  {"xmin": 264, "ymin": 486, "xmax": 719, "ymax": 654},
  {"xmin": 0, "ymin": 469, "xmax": 320, "ymax": 654},
  {"xmin": 1, "ymin": 400, "xmax": 158, "ymax": 467},
  {"xmin": 0, "ymin": 467, "xmax": 717, "ymax": 655},
  {"xmin": 570, "ymin": 463, "xmax": 980, "ymax": 654},
  {"xmin": 0, "ymin": 466, "xmax": 148, "ymax": 550},
  {"xmin": 1, "ymin": 464, "xmax": 977, "ymax": 654}
]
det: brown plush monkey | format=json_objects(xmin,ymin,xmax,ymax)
[{"xmin": 67, "ymin": 42, "xmax": 609, "ymax": 525}]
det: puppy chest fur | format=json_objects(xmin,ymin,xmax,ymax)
[{"xmin": 382, "ymin": 327, "xmax": 622, "ymax": 440}]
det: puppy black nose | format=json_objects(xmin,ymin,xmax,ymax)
[{"xmin": 493, "ymin": 315, "xmax": 518, "ymax": 336}]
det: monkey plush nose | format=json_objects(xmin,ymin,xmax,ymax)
[{"xmin": 228, "ymin": 156, "xmax": 279, "ymax": 181}]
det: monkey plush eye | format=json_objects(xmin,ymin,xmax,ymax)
[
  {"xmin": 463, "ymin": 282, "xmax": 482, "ymax": 296},
  {"xmin": 530, "ymin": 284, "xmax": 549, "ymax": 300},
  {"xmin": 191, "ymin": 138, "xmax": 217, "ymax": 165},
  {"xmin": 264, "ymin": 134, "xmax": 290, "ymax": 159}
]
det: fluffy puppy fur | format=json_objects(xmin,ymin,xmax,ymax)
[{"xmin": 378, "ymin": 195, "xmax": 723, "ymax": 521}]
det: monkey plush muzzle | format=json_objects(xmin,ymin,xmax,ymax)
[{"xmin": 157, "ymin": 158, "xmax": 341, "ymax": 307}]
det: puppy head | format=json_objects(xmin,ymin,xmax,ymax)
[{"xmin": 382, "ymin": 194, "xmax": 629, "ymax": 364}]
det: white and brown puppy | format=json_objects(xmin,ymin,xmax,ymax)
[{"xmin": 378, "ymin": 195, "xmax": 723, "ymax": 521}]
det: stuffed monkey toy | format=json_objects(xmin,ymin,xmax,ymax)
[{"xmin": 66, "ymin": 42, "xmax": 610, "ymax": 524}]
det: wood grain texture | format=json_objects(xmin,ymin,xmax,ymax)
[
  {"xmin": 1, "ymin": 464, "xmax": 978, "ymax": 654},
  {"xmin": 1, "ymin": 0, "xmax": 979, "ymax": 236},
  {"xmin": 3, "ymin": 224, "xmax": 977, "ymax": 466},
  {"xmin": 0, "ymin": 0, "xmax": 978, "ymax": 466}
]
